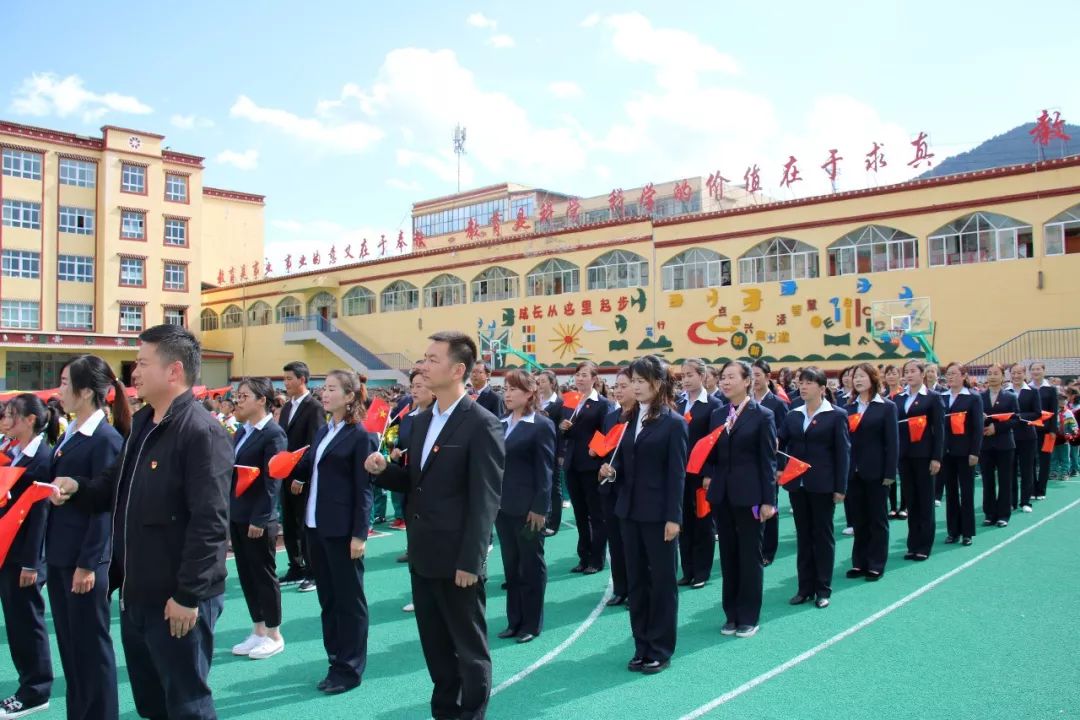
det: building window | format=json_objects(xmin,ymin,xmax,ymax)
[
  {"xmin": 221, "ymin": 305, "xmax": 243, "ymax": 329},
  {"xmin": 307, "ymin": 292, "xmax": 338, "ymax": 319},
  {"xmin": 471, "ymin": 267, "xmax": 519, "ymax": 303},
  {"xmin": 247, "ymin": 301, "xmax": 272, "ymax": 326},
  {"xmin": 526, "ymin": 259, "xmax": 579, "ymax": 297},
  {"xmin": 121, "ymin": 163, "xmax": 146, "ymax": 194},
  {"xmin": 58, "ymin": 206, "xmax": 95, "ymax": 235},
  {"xmin": 57, "ymin": 303, "xmax": 94, "ymax": 331},
  {"xmin": 165, "ymin": 174, "xmax": 188, "ymax": 202},
  {"xmin": 1, "ymin": 149, "xmax": 42, "ymax": 180},
  {"xmin": 661, "ymin": 248, "xmax": 731, "ymax": 291},
  {"xmin": 121, "ymin": 210, "xmax": 146, "ymax": 239},
  {"xmin": 275, "ymin": 296, "xmax": 302, "ymax": 324},
  {"xmin": 163, "ymin": 262, "xmax": 187, "ymax": 291},
  {"xmin": 381, "ymin": 281, "xmax": 419, "ymax": 312},
  {"xmin": 342, "ymin": 287, "xmax": 375, "ymax": 316},
  {"xmin": 423, "ymin": 274, "xmax": 466, "ymax": 308},
  {"xmin": 120, "ymin": 257, "xmax": 145, "ymax": 287},
  {"xmin": 738, "ymin": 237, "xmax": 820, "ymax": 285},
  {"xmin": 827, "ymin": 225, "xmax": 918, "ymax": 276},
  {"xmin": 1043, "ymin": 203, "xmax": 1080, "ymax": 256},
  {"xmin": 587, "ymin": 250, "xmax": 648, "ymax": 290},
  {"xmin": 2, "ymin": 250, "xmax": 40, "ymax": 279},
  {"xmin": 412, "ymin": 197, "xmax": 514, "ymax": 238},
  {"xmin": 164, "ymin": 218, "xmax": 187, "ymax": 246},
  {"xmin": 163, "ymin": 307, "xmax": 186, "ymax": 327},
  {"xmin": 58, "ymin": 254, "xmax": 94, "ymax": 283},
  {"xmin": 200, "ymin": 308, "xmax": 219, "ymax": 332},
  {"xmin": 1, "ymin": 300, "xmax": 39, "ymax": 329},
  {"xmin": 2, "ymin": 199, "xmax": 42, "ymax": 230},
  {"xmin": 59, "ymin": 158, "xmax": 96, "ymax": 188},
  {"xmin": 928, "ymin": 212, "xmax": 1034, "ymax": 267},
  {"xmin": 119, "ymin": 304, "xmax": 144, "ymax": 333}
]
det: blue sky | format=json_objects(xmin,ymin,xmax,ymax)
[{"xmin": 5, "ymin": 0, "xmax": 1078, "ymax": 266}]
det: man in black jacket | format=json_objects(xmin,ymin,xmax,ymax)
[
  {"xmin": 470, "ymin": 361, "xmax": 505, "ymax": 418},
  {"xmin": 52, "ymin": 325, "xmax": 232, "ymax": 720}
]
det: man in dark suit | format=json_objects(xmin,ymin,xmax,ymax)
[
  {"xmin": 470, "ymin": 362, "xmax": 505, "ymax": 418},
  {"xmin": 366, "ymin": 331, "xmax": 505, "ymax": 720},
  {"xmin": 279, "ymin": 361, "xmax": 327, "ymax": 592}
]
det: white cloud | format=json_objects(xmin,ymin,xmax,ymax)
[
  {"xmin": 604, "ymin": 13, "xmax": 738, "ymax": 89},
  {"xmin": 467, "ymin": 12, "xmax": 497, "ymax": 29},
  {"xmin": 215, "ymin": 148, "xmax": 259, "ymax": 170},
  {"xmin": 386, "ymin": 177, "xmax": 422, "ymax": 192},
  {"xmin": 487, "ymin": 34, "xmax": 515, "ymax": 48},
  {"xmin": 10, "ymin": 73, "xmax": 152, "ymax": 122},
  {"xmin": 170, "ymin": 113, "xmax": 214, "ymax": 129},
  {"xmin": 229, "ymin": 95, "xmax": 383, "ymax": 154},
  {"xmin": 548, "ymin": 81, "xmax": 584, "ymax": 99},
  {"xmin": 580, "ymin": 12, "xmax": 601, "ymax": 28}
]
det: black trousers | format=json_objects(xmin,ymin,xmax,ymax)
[
  {"xmin": 280, "ymin": 484, "xmax": 312, "ymax": 578},
  {"xmin": 230, "ymin": 521, "xmax": 282, "ymax": 627},
  {"xmin": 981, "ymin": 447, "xmax": 1014, "ymax": 522},
  {"xmin": 847, "ymin": 473, "xmax": 890, "ymax": 574},
  {"xmin": 494, "ymin": 511, "xmax": 546, "ymax": 636},
  {"xmin": 788, "ymin": 488, "xmax": 837, "ymax": 598},
  {"xmin": 411, "ymin": 574, "xmax": 491, "ymax": 720},
  {"xmin": 942, "ymin": 455, "xmax": 976, "ymax": 539},
  {"xmin": 621, "ymin": 519, "xmax": 678, "ymax": 663},
  {"xmin": 1035, "ymin": 433, "xmax": 1053, "ymax": 496},
  {"xmin": 1013, "ymin": 441, "xmax": 1037, "ymax": 507},
  {"xmin": 900, "ymin": 456, "xmax": 936, "ymax": 556},
  {"xmin": 601, "ymin": 492, "xmax": 628, "ymax": 596},
  {"xmin": 120, "ymin": 595, "xmax": 223, "ymax": 720},
  {"xmin": 0, "ymin": 564, "xmax": 52, "ymax": 706},
  {"xmin": 47, "ymin": 564, "xmax": 118, "ymax": 720},
  {"xmin": 565, "ymin": 468, "xmax": 606, "ymax": 568},
  {"xmin": 546, "ymin": 468, "xmax": 563, "ymax": 533},
  {"xmin": 306, "ymin": 529, "xmax": 368, "ymax": 685},
  {"xmin": 679, "ymin": 476, "xmax": 716, "ymax": 581},
  {"xmin": 713, "ymin": 499, "xmax": 764, "ymax": 627},
  {"xmin": 762, "ymin": 482, "xmax": 780, "ymax": 562}
]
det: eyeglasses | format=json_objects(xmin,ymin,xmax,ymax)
[{"xmin": 234, "ymin": 394, "xmax": 254, "ymax": 402}]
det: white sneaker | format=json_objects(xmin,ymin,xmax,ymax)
[
  {"xmin": 1035, "ymin": 495, "xmax": 1046, "ymax": 501},
  {"xmin": 1021, "ymin": 505, "xmax": 1033, "ymax": 513},
  {"xmin": 0, "ymin": 696, "xmax": 49, "ymax": 718},
  {"xmin": 934, "ymin": 500, "xmax": 942, "ymax": 507},
  {"xmin": 249, "ymin": 635, "xmax": 285, "ymax": 660},
  {"xmin": 403, "ymin": 602, "xmax": 415, "ymax": 613},
  {"xmin": 561, "ymin": 500, "xmax": 571, "ymax": 508},
  {"xmin": 841, "ymin": 526, "xmax": 854, "ymax": 536},
  {"xmin": 232, "ymin": 634, "xmax": 264, "ymax": 656}
]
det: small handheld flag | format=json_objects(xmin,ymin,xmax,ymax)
[
  {"xmin": 988, "ymin": 412, "xmax": 1015, "ymax": 422},
  {"xmin": 561, "ymin": 391, "xmax": 582, "ymax": 410},
  {"xmin": 363, "ymin": 398, "xmax": 391, "ymax": 434},
  {"xmin": 686, "ymin": 425, "xmax": 725, "ymax": 474},
  {"xmin": 777, "ymin": 454, "xmax": 811, "ymax": 486},
  {"xmin": 847, "ymin": 413, "xmax": 862, "ymax": 433},
  {"xmin": 949, "ymin": 411, "xmax": 967, "ymax": 436},
  {"xmin": 906, "ymin": 415, "xmax": 928, "ymax": 443},
  {"xmin": 0, "ymin": 454, "xmax": 10, "ymax": 467},
  {"xmin": 268, "ymin": 446, "xmax": 308, "ymax": 480},
  {"xmin": 234, "ymin": 465, "xmax": 261, "ymax": 497},
  {"xmin": 0, "ymin": 466, "xmax": 27, "ymax": 508},
  {"xmin": 1041, "ymin": 433, "xmax": 1056, "ymax": 454},
  {"xmin": 0, "ymin": 482, "xmax": 57, "ymax": 566},
  {"xmin": 588, "ymin": 423, "xmax": 627, "ymax": 458},
  {"xmin": 695, "ymin": 487, "xmax": 711, "ymax": 518}
]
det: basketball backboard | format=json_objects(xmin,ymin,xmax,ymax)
[{"xmin": 870, "ymin": 296, "xmax": 933, "ymax": 345}]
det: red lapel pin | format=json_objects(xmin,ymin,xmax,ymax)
[
  {"xmin": 151, "ymin": 461, "xmax": 158, "ymax": 470},
  {"xmin": 433, "ymin": 445, "xmax": 440, "ymax": 454}
]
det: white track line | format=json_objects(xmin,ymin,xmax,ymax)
[
  {"xmin": 677, "ymin": 496, "xmax": 1080, "ymax": 720},
  {"xmin": 492, "ymin": 578, "xmax": 613, "ymax": 695}
]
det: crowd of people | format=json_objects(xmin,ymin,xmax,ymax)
[{"xmin": 0, "ymin": 324, "xmax": 1077, "ymax": 719}]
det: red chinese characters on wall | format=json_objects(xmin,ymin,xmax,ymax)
[
  {"xmin": 673, "ymin": 179, "xmax": 693, "ymax": 203},
  {"xmin": 820, "ymin": 149, "xmax": 842, "ymax": 183},
  {"xmin": 413, "ymin": 228, "xmax": 426, "ymax": 249},
  {"xmin": 538, "ymin": 200, "xmax": 554, "ymax": 225},
  {"xmin": 608, "ymin": 188, "xmax": 624, "ymax": 218},
  {"xmin": 743, "ymin": 165, "xmax": 761, "ymax": 194},
  {"xmin": 865, "ymin": 142, "xmax": 886, "ymax": 172},
  {"xmin": 639, "ymin": 183, "xmax": 656, "ymax": 213},
  {"xmin": 396, "ymin": 231, "xmax": 407, "ymax": 252},
  {"xmin": 514, "ymin": 295, "xmax": 631, "ymax": 320},
  {"xmin": 378, "ymin": 234, "xmax": 388, "ymax": 256},
  {"xmin": 491, "ymin": 210, "xmax": 502, "ymax": 237},
  {"xmin": 513, "ymin": 207, "xmax": 529, "ymax": 231},
  {"xmin": 706, "ymin": 171, "xmax": 729, "ymax": 201},
  {"xmin": 907, "ymin": 131, "xmax": 934, "ymax": 168},
  {"xmin": 217, "ymin": 269, "xmax": 225, "ymax": 285},
  {"xmin": 284, "ymin": 254, "xmax": 293, "ymax": 273},
  {"xmin": 566, "ymin": 198, "xmax": 581, "ymax": 225},
  {"xmin": 1030, "ymin": 110, "xmax": 1070, "ymax": 146},
  {"xmin": 780, "ymin": 155, "xmax": 802, "ymax": 188},
  {"xmin": 466, "ymin": 218, "xmax": 481, "ymax": 241}
]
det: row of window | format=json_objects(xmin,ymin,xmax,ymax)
[
  {"xmin": 1, "ymin": 149, "xmax": 188, "ymax": 200},
  {"xmin": 0, "ymin": 250, "xmax": 186, "ymax": 290},
  {"xmin": 1, "ymin": 200, "xmax": 188, "ymax": 245},
  {"xmin": 0, "ymin": 299, "xmax": 184, "ymax": 332}
]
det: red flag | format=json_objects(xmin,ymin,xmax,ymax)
[
  {"xmin": 268, "ymin": 446, "xmax": 308, "ymax": 479},
  {"xmin": 907, "ymin": 415, "xmax": 928, "ymax": 443},
  {"xmin": 363, "ymin": 397, "xmax": 391, "ymax": 434},
  {"xmin": 778, "ymin": 456, "xmax": 811, "ymax": 486},
  {"xmin": 848, "ymin": 413, "xmax": 862, "ymax": 433},
  {"xmin": 1028, "ymin": 410, "xmax": 1054, "ymax": 428},
  {"xmin": 561, "ymin": 391, "xmax": 582, "ymax": 410},
  {"xmin": 234, "ymin": 465, "xmax": 261, "ymax": 497},
  {"xmin": 1041, "ymin": 432, "xmax": 1056, "ymax": 454},
  {"xmin": 0, "ymin": 467, "xmax": 27, "ymax": 508},
  {"xmin": 775, "ymin": 386, "xmax": 790, "ymax": 404},
  {"xmin": 683, "ymin": 409, "xmax": 693, "ymax": 423},
  {"xmin": 209, "ymin": 386, "xmax": 231, "ymax": 399},
  {"xmin": 0, "ymin": 482, "xmax": 57, "ymax": 566},
  {"xmin": 1040, "ymin": 410, "xmax": 1054, "ymax": 422},
  {"xmin": 588, "ymin": 423, "xmax": 627, "ymax": 457},
  {"xmin": 0, "ymin": 453, "xmax": 10, "ymax": 467},
  {"xmin": 988, "ymin": 412, "xmax": 1014, "ymax": 422},
  {"xmin": 687, "ymin": 425, "xmax": 725, "ymax": 474},
  {"xmin": 950, "ymin": 412, "xmax": 967, "ymax": 436},
  {"xmin": 695, "ymin": 487, "xmax": 711, "ymax": 518}
]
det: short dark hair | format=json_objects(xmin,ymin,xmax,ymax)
[
  {"xmin": 283, "ymin": 361, "xmax": 311, "ymax": 384},
  {"xmin": 629, "ymin": 355, "xmax": 677, "ymax": 421},
  {"xmin": 238, "ymin": 377, "xmax": 275, "ymax": 411},
  {"xmin": 408, "ymin": 368, "xmax": 423, "ymax": 383},
  {"xmin": 797, "ymin": 366, "xmax": 828, "ymax": 387},
  {"xmin": 428, "ymin": 331, "xmax": 477, "ymax": 378},
  {"xmin": 504, "ymin": 369, "xmax": 540, "ymax": 414},
  {"xmin": 473, "ymin": 361, "xmax": 489, "ymax": 375},
  {"xmin": 139, "ymin": 324, "xmax": 200, "ymax": 386}
]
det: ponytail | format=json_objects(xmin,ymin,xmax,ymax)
[
  {"xmin": 63, "ymin": 354, "xmax": 132, "ymax": 438},
  {"xmin": 9, "ymin": 393, "xmax": 60, "ymax": 445},
  {"xmin": 110, "ymin": 377, "xmax": 133, "ymax": 438}
]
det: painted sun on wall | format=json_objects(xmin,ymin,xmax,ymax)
[{"xmin": 550, "ymin": 323, "xmax": 584, "ymax": 359}]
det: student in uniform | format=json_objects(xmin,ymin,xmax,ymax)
[
  {"xmin": 981, "ymin": 364, "xmax": 1020, "ymax": 527},
  {"xmin": 600, "ymin": 355, "xmax": 687, "ymax": 674},
  {"xmin": 494, "ymin": 371, "xmax": 556, "ymax": 645},
  {"xmin": 750, "ymin": 359, "xmax": 789, "ymax": 566},
  {"xmin": 705, "ymin": 366, "xmax": 725, "ymax": 403},
  {"xmin": 1029, "ymin": 362, "xmax": 1057, "ymax": 501},
  {"xmin": 940, "ymin": 363, "xmax": 984, "ymax": 547},
  {"xmin": 881, "ymin": 364, "xmax": 905, "ymax": 519},
  {"xmin": 895, "ymin": 361, "xmax": 945, "ymax": 560},
  {"xmin": 229, "ymin": 377, "xmax": 289, "ymax": 660},
  {"xmin": 1007, "ymin": 363, "xmax": 1042, "ymax": 514},
  {"xmin": 675, "ymin": 359, "xmax": 722, "ymax": 588},
  {"xmin": 535, "ymin": 370, "xmax": 565, "ymax": 537},
  {"xmin": 780, "ymin": 368, "xmax": 849, "ymax": 608},
  {"xmin": 47, "ymin": 356, "xmax": 130, "ymax": 720},
  {"xmin": 599, "ymin": 369, "xmax": 635, "ymax": 606},
  {"xmin": 844, "ymin": 363, "xmax": 898, "ymax": 581},
  {"xmin": 0, "ymin": 395, "xmax": 60, "ymax": 718}
]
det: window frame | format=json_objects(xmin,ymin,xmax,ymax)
[
  {"xmin": 661, "ymin": 248, "xmax": 732, "ymax": 291},
  {"xmin": 275, "ymin": 297, "xmax": 302, "ymax": 324},
  {"xmin": 118, "ymin": 303, "xmax": 145, "ymax": 334},
  {"xmin": 737, "ymin": 237, "xmax": 821, "ymax": 285},
  {"xmin": 119, "ymin": 256, "xmax": 146, "ymax": 288},
  {"xmin": 0, "ymin": 300, "xmax": 40, "ymax": 330},
  {"xmin": 221, "ymin": 305, "xmax": 243, "ymax": 329},
  {"xmin": 342, "ymin": 287, "xmax": 376, "ymax": 316},
  {"xmin": 586, "ymin": 250, "xmax": 649, "ymax": 291},
  {"xmin": 1, "ymin": 249, "xmax": 41, "ymax": 279},
  {"xmin": 927, "ymin": 212, "xmax": 1034, "ymax": 267},
  {"xmin": 57, "ymin": 302, "xmax": 94, "ymax": 331},
  {"xmin": 2, "ymin": 199, "xmax": 42, "ymax": 230},
  {"xmin": 423, "ymin": 274, "xmax": 467, "ymax": 308},
  {"xmin": 163, "ymin": 217, "xmax": 188, "ymax": 247},
  {"xmin": 120, "ymin": 163, "xmax": 147, "ymax": 195},
  {"xmin": 1, "ymin": 148, "xmax": 43, "ymax": 180},
  {"xmin": 58, "ymin": 206, "xmax": 95, "ymax": 236},
  {"xmin": 471, "ymin": 267, "xmax": 520, "ymax": 303},
  {"xmin": 200, "ymin": 308, "xmax": 219, "ymax": 332},
  {"xmin": 380, "ymin": 281, "xmax": 419, "ymax": 313},
  {"xmin": 526, "ymin": 259, "xmax": 580, "ymax": 297},
  {"xmin": 164, "ymin": 173, "xmax": 189, "ymax": 203},
  {"xmin": 57, "ymin": 254, "xmax": 94, "ymax": 283},
  {"xmin": 59, "ymin": 157, "xmax": 96, "ymax": 188},
  {"xmin": 162, "ymin": 261, "xmax": 188, "ymax": 292}
]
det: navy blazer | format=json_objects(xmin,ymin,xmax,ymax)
[
  {"xmin": 598, "ymin": 406, "xmax": 631, "ymax": 499},
  {"xmin": 562, "ymin": 394, "xmax": 612, "ymax": 473},
  {"xmin": 1007, "ymin": 385, "xmax": 1042, "ymax": 446},
  {"xmin": 46, "ymin": 418, "xmax": 123, "ymax": 569},
  {"xmin": 677, "ymin": 393, "xmax": 723, "ymax": 481},
  {"xmin": 540, "ymin": 396, "xmax": 565, "ymax": 462},
  {"xmin": 754, "ymin": 390, "xmax": 789, "ymax": 431},
  {"xmin": 499, "ymin": 414, "xmax": 556, "ymax": 516},
  {"xmin": 1036, "ymin": 383, "xmax": 1059, "ymax": 434},
  {"xmin": 942, "ymin": 391, "xmax": 984, "ymax": 458},
  {"xmin": 845, "ymin": 398, "xmax": 899, "ymax": 482},
  {"xmin": 779, "ymin": 405, "xmax": 850, "ymax": 495},
  {"xmin": 703, "ymin": 400, "xmax": 777, "ymax": 508},
  {"xmin": 895, "ymin": 388, "xmax": 945, "ymax": 461},
  {"xmin": 611, "ymin": 406, "xmax": 687, "ymax": 524},
  {"xmin": 2, "ymin": 437, "xmax": 53, "ymax": 570},
  {"xmin": 474, "ymin": 386, "xmax": 505, "ymax": 418},
  {"xmin": 980, "ymin": 389, "xmax": 1019, "ymax": 451},
  {"xmin": 231, "ymin": 418, "xmax": 288, "ymax": 527},
  {"xmin": 292, "ymin": 422, "xmax": 375, "ymax": 539}
]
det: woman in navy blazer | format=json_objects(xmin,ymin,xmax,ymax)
[
  {"xmin": 598, "ymin": 369, "xmax": 635, "ymax": 607},
  {"xmin": 1029, "ymin": 362, "xmax": 1058, "ymax": 500},
  {"xmin": 290, "ymin": 369, "xmax": 376, "ymax": 695},
  {"xmin": 1008, "ymin": 363, "xmax": 1043, "ymax": 513},
  {"xmin": 939, "ymin": 363, "xmax": 984, "ymax": 547},
  {"xmin": 534, "ymin": 370, "xmax": 565, "ymax": 537},
  {"xmin": 676, "ymin": 359, "xmax": 723, "ymax": 588},
  {"xmin": 600, "ymin": 355, "xmax": 687, "ymax": 674},
  {"xmin": 751, "ymin": 359, "xmax": 789, "ymax": 566},
  {"xmin": 895, "ymin": 360, "xmax": 945, "ymax": 560},
  {"xmin": 780, "ymin": 367, "xmax": 850, "ymax": 608},
  {"xmin": 980, "ymin": 364, "xmax": 1020, "ymax": 527},
  {"xmin": 494, "ymin": 371, "xmax": 556, "ymax": 644},
  {"xmin": 844, "ymin": 364, "xmax": 898, "ymax": 581},
  {"xmin": 229, "ymin": 377, "xmax": 289, "ymax": 660},
  {"xmin": 0, "ymin": 394, "xmax": 59, "ymax": 717},
  {"xmin": 47, "ymin": 356, "xmax": 129, "ymax": 720}
]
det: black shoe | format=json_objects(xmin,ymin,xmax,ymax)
[
  {"xmin": 582, "ymin": 566, "xmax": 602, "ymax": 575},
  {"xmin": 913, "ymin": 553, "xmax": 928, "ymax": 561},
  {"xmin": 0, "ymin": 695, "xmax": 49, "ymax": 718},
  {"xmin": 316, "ymin": 677, "xmax": 332, "ymax": 691},
  {"xmin": 396, "ymin": 552, "xmax": 409, "ymax": 563},
  {"xmin": 903, "ymin": 552, "xmax": 917, "ymax": 560},
  {"xmin": 983, "ymin": 519, "xmax": 995, "ymax": 526},
  {"xmin": 606, "ymin": 595, "xmax": 627, "ymax": 607},
  {"xmin": 516, "ymin": 633, "xmax": 536, "ymax": 644},
  {"xmin": 897, "ymin": 510, "xmax": 908, "ymax": 519},
  {"xmin": 720, "ymin": 622, "xmax": 737, "ymax": 636},
  {"xmin": 865, "ymin": 571, "xmax": 883, "ymax": 582},
  {"xmin": 497, "ymin": 628, "xmax": 518, "ymax": 639},
  {"xmin": 691, "ymin": 579, "xmax": 707, "ymax": 589},
  {"xmin": 944, "ymin": 536, "xmax": 958, "ymax": 544},
  {"xmin": 677, "ymin": 577, "xmax": 693, "ymax": 587},
  {"xmin": 789, "ymin": 594, "xmax": 811, "ymax": 605},
  {"xmin": 815, "ymin": 597, "xmax": 830, "ymax": 608},
  {"xmin": 322, "ymin": 679, "xmax": 359, "ymax": 695},
  {"xmin": 962, "ymin": 537, "xmax": 973, "ymax": 546},
  {"xmin": 297, "ymin": 579, "xmax": 317, "ymax": 593},
  {"xmin": 627, "ymin": 656, "xmax": 645, "ymax": 672},
  {"xmin": 570, "ymin": 563, "xmax": 586, "ymax": 573},
  {"xmin": 762, "ymin": 557, "xmax": 774, "ymax": 567},
  {"xmin": 996, "ymin": 520, "xmax": 1008, "ymax": 527},
  {"xmin": 279, "ymin": 568, "xmax": 305, "ymax": 585},
  {"xmin": 542, "ymin": 528, "xmax": 556, "ymax": 537},
  {"xmin": 845, "ymin": 568, "xmax": 865, "ymax": 579},
  {"xmin": 373, "ymin": 515, "xmax": 386, "ymax": 525},
  {"xmin": 641, "ymin": 659, "xmax": 670, "ymax": 674},
  {"xmin": 500, "ymin": 582, "xmax": 508, "ymax": 590}
]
